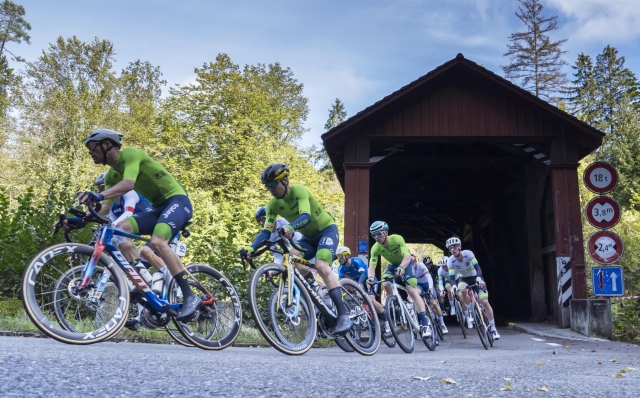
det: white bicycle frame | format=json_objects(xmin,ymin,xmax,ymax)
[{"xmin": 389, "ymin": 279, "xmax": 421, "ymax": 335}]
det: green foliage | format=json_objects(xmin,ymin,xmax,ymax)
[
  {"xmin": 0, "ymin": 0, "xmax": 31, "ymax": 61},
  {"xmin": 0, "ymin": 182, "xmax": 92, "ymax": 297}
]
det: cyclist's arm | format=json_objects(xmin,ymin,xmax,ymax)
[
  {"xmin": 399, "ymin": 254, "xmax": 411, "ymax": 270},
  {"xmin": 101, "ymin": 180, "xmax": 135, "ymax": 200},
  {"xmin": 473, "ymin": 261, "xmax": 483, "ymax": 280},
  {"xmin": 288, "ymin": 187, "xmax": 312, "ymax": 230},
  {"xmin": 112, "ymin": 191, "xmax": 139, "ymax": 226},
  {"xmin": 368, "ymin": 246, "xmax": 379, "ymax": 279},
  {"xmin": 98, "ymin": 201, "xmax": 112, "ymax": 216},
  {"xmin": 355, "ymin": 260, "xmax": 368, "ymax": 285},
  {"xmin": 251, "ymin": 202, "xmax": 277, "ymax": 251},
  {"xmin": 426, "ymin": 273, "xmax": 434, "ymax": 291}
]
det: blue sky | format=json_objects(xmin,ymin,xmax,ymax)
[{"xmin": 14, "ymin": 0, "xmax": 640, "ymax": 147}]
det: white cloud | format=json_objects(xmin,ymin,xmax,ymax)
[{"xmin": 548, "ymin": 0, "xmax": 640, "ymax": 42}]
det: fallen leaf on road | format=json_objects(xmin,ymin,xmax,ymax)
[
  {"xmin": 592, "ymin": 350, "xmax": 596, "ymax": 352},
  {"xmin": 597, "ymin": 362, "xmax": 602, "ymax": 365},
  {"xmin": 613, "ymin": 373, "xmax": 623, "ymax": 378},
  {"xmin": 441, "ymin": 378, "xmax": 457, "ymax": 384},
  {"xmin": 552, "ymin": 351, "xmax": 557, "ymax": 355},
  {"xmin": 536, "ymin": 386, "xmax": 549, "ymax": 392},
  {"xmin": 439, "ymin": 360, "xmax": 446, "ymax": 364},
  {"xmin": 413, "ymin": 376, "xmax": 433, "ymax": 381},
  {"xmin": 626, "ymin": 367, "xmax": 636, "ymax": 371},
  {"xmin": 535, "ymin": 362, "xmax": 543, "ymax": 366},
  {"xmin": 619, "ymin": 369, "xmax": 626, "ymax": 373},
  {"xmin": 478, "ymin": 354, "xmax": 482, "ymax": 356},
  {"xmin": 610, "ymin": 359, "xmax": 617, "ymax": 362},
  {"xmin": 501, "ymin": 377, "xmax": 513, "ymax": 390}
]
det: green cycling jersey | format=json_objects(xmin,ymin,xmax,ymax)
[
  {"xmin": 263, "ymin": 184, "xmax": 334, "ymax": 237},
  {"xmin": 369, "ymin": 234, "xmax": 411, "ymax": 267},
  {"xmin": 104, "ymin": 147, "xmax": 186, "ymax": 207}
]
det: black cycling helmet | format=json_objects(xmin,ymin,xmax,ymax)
[
  {"xmin": 255, "ymin": 206, "xmax": 266, "ymax": 222},
  {"xmin": 423, "ymin": 256, "xmax": 432, "ymax": 265},
  {"xmin": 261, "ymin": 163, "xmax": 290, "ymax": 184}
]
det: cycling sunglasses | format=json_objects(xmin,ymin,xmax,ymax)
[
  {"xmin": 86, "ymin": 141, "xmax": 100, "ymax": 152},
  {"xmin": 264, "ymin": 181, "xmax": 279, "ymax": 190},
  {"xmin": 370, "ymin": 231, "xmax": 385, "ymax": 238}
]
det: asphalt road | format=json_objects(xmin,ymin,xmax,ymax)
[{"xmin": 1, "ymin": 325, "xmax": 639, "ymax": 397}]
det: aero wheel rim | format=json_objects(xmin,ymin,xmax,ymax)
[
  {"xmin": 22, "ymin": 244, "xmax": 128, "ymax": 343},
  {"xmin": 171, "ymin": 265, "xmax": 242, "ymax": 350}
]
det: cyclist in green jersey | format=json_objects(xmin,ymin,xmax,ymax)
[
  {"xmin": 78, "ymin": 129, "xmax": 200, "ymax": 322},
  {"xmin": 241, "ymin": 164, "xmax": 352, "ymax": 335},
  {"xmin": 367, "ymin": 221, "xmax": 434, "ymax": 339}
]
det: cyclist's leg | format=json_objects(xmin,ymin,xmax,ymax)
[
  {"xmin": 404, "ymin": 262, "xmax": 429, "ymax": 329},
  {"xmin": 382, "ymin": 265, "xmax": 396, "ymax": 300},
  {"xmin": 144, "ymin": 195, "xmax": 198, "ymax": 320},
  {"xmin": 314, "ymin": 225, "xmax": 352, "ymax": 333}
]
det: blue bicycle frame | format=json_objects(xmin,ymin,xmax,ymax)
[{"xmin": 78, "ymin": 224, "xmax": 181, "ymax": 315}]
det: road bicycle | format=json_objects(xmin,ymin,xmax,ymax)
[
  {"xmin": 21, "ymin": 202, "xmax": 242, "ymax": 350},
  {"xmin": 50, "ymin": 213, "xmax": 193, "ymax": 346},
  {"xmin": 242, "ymin": 230, "xmax": 380, "ymax": 356},
  {"xmin": 465, "ymin": 283, "xmax": 494, "ymax": 350},
  {"xmin": 383, "ymin": 276, "xmax": 437, "ymax": 353}
]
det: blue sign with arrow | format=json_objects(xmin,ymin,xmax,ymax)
[{"xmin": 592, "ymin": 266, "xmax": 624, "ymax": 296}]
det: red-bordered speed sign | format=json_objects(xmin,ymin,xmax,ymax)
[
  {"xmin": 587, "ymin": 230, "xmax": 624, "ymax": 265},
  {"xmin": 585, "ymin": 196, "xmax": 621, "ymax": 229},
  {"xmin": 583, "ymin": 161, "xmax": 618, "ymax": 194}
]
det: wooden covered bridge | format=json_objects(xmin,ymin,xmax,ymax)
[{"xmin": 322, "ymin": 54, "xmax": 604, "ymax": 324}]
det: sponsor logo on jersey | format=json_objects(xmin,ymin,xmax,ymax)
[
  {"xmin": 155, "ymin": 171, "xmax": 166, "ymax": 179},
  {"xmin": 168, "ymin": 222, "xmax": 176, "ymax": 228},
  {"xmin": 163, "ymin": 204, "xmax": 179, "ymax": 218},
  {"xmin": 184, "ymin": 207, "xmax": 191, "ymax": 214},
  {"xmin": 320, "ymin": 237, "xmax": 334, "ymax": 246}
]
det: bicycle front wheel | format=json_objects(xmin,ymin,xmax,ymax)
[
  {"xmin": 21, "ymin": 243, "xmax": 129, "ymax": 344},
  {"xmin": 249, "ymin": 263, "xmax": 316, "ymax": 355},
  {"xmin": 385, "ymin": 295, "xmax": 414, "ymax": 353},
  {"xmin": 340, "ymin": 279, "xmax": 381, "ymax": 356},
  {"xmin": 473, "ymin": 304, "xmax": 490, "ymax": 350},
  {"xmin": 455, "ymin": 299, "xmax": 467, "ymax": 339},
  {"xmin": 170, "ymin": 264, "xmax": 242, "ymax": 350},
  {"xmin": 421, "ymin": 305, "xmax": 437, "ymax": 351}
]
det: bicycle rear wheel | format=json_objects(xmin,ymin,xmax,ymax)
[
  {"xmin": 427, "ymin": 301, "xmax": 444, "ymax": 342},
  {"xmin": 381, "ymin": 320, "xmax": 397, "ymax": 348},
  {"xmin": 473, "ymin": 304, "xmax": 489, "ymax": 350},
  {"xmin": 385, "ymin": 295, "xmax": 414, "ymax": 353},
  {"xmin": 340, "ymin": 279, "xmax": 380, "ymax": 356},
  {"xmin": 170, "ymin": 264, "xmax": 242, "ymax": 350},
  {"xmin": 334, "ymin": 335, "xmax": 355, "ymax": 352},
  {"xmin": 249, "ymin": 263, "xmax": 316, "ymax": 355},
  {"xmin": 21, "ymin": 243, "xmax": 129, "ymax": 344}
]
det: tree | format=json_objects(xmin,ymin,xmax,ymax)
[
  {"xmin": 568, "ymin": 46, "xmax": 640, "ymax": 206},
  {"xmin": 0, "ymin": 0, "xmax": 30, "ymax": 61},
  {"xmin": 311, "ymin": 98, "xmax": 348, "ymax": 173},
  {"xmin": 324, "ymin": 98, "xmax": 347, "ymax": 130},
  {"xmin": 501, "ymin": 0, "xmax": 568, "ymax": 103},
  {"xmin": 566, "ymin": 53, "xmax": 599, "ymax": 125}
]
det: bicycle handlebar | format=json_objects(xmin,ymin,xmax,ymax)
[
  {"xmin": 85, "ymin": 201, "xmax": 110, "ymax": 225},
  {"xmin": 240, "ymin": 229, "xmax": 308, "ymax": 270}
]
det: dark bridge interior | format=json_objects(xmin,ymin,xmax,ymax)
[{"xmin": 369, "ymin": 139, "xmax": 553, "ymax": 322}]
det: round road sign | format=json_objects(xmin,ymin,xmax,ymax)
[
  {"xmin": 583, "ymin": 161, "xmax": 618, "ymax": 194},
  {"xmin": 585, "ymin": 196, "xmax": 621, "ymax": 229},
  {"xmin": 587, "ymin": 230, "xmax": 624, "ymax": 265}
]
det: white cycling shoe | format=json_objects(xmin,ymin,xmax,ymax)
[
  {"xmin": 421, "ymin": 325, "xmax": 432, "ymax": 338},
  {"xmin": 449, "ymin": 307, "xmax": 456, "ymax": 316},
  {"xmin": 466, "ymin": 316, "xmax": 474, "ymax": 329},
  {"xmin": 441, "ymin": 324, "xmax": 449, "ymax": 335},
  {"xmin": 383, "ymin": 322, "xmax": 392, "ymax": 337},
  {"xmin": 492, "ymin": 327, "xmax": 500, "ymax": 340}
]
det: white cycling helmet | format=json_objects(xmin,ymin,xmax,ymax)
[
  {"xmin": 85, "ymin": 129, "xmax": 124, "ymax": 148},
  {"xmin": 336, "ymin": 246, "xmax": 351, "ymax": 258},
  {"xmin": 369, "ymin": 221, "xmax": 389, "ymax": 234},
  {"xmin": 438, "ymin": 256, "xmax": 449, "ymax": 266},
  {"xmin": 94, "ymin": 172, "xmax": 106, "ymax": 187},
  {"xmin": 446, "ymin": 237, "xmax": 461, "ymax": 249}
]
